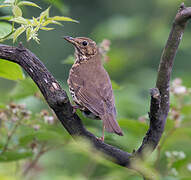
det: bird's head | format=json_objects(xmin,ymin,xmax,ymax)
[{"xmin": 64, "ymin": 36, "xmax": 98, "ymax": 62}]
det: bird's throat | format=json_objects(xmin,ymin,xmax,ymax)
[{"xmin": 74, "ymin": 49, "xmax": 101, "ymax": 65}]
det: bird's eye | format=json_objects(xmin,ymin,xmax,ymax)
[{"xmin": 82, "ymin": 41, "xmax": 88, "ymax": 46}]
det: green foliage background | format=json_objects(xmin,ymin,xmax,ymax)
[{"xmin": 1, "ymin": 0, "xmax": 191, "ymax": 179}]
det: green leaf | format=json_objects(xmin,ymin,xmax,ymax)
[
  {"xmin": 10, "ymin": 17, "xmax": 27, "ymax": 24},
  {"xmin": 119, "ymin": 118, "xmax": 148, "ymax": 136},
  {"xmin": 0, "ymin": 60, "xmax": 24, "ymax": 80},
  {"xmin": 0, "ymin": 150, "xmax": 32, "ymax": 162},
  {"xmin": 19, "ymin": 130, "xmax": 65, "ymax": 146},
  {"xmin": 40, "ymin": 27, "xmax": 54, "ymax": 31},
  {"xmin": 111, "ymin": 80, "xmax": 121, "ymax": 90},
  {"xmin": 26, "ymin": 27, "xmax": 32, "ymax": 41},
  {"xmin": 61, "ymin": 55, "xmax": 75, "ymax": 65},
  {"xmin": 40, "ymin": 7, "xmax": 50, "ymax": 23},
  {"xmin": 25, "ymin": 27, "xmax": 40, "ymax": 43},
  {"xmin": 17, "ymin": 1, "xmax": 41, "ymax": 9},
  {"xmin": 26, "ymin": 19, "xmax": 32, "ymax": 25},
  {"xmin": 0, "ymin": 22, "xmax": 12, "ymax": 39},
  {"xmin": 51, "ymin": 16, "xmax": 79, "ymax": 23},
  {"xmin": 0, "ymin": 4, "xmax": 11, "ymax": 8},
  {"xmin": 10, "ymin": 77, "xmax": 38, "ymax": 99},
  {"xmin": 32, "ymin": 17, "xmax": 39, "ymax": 26},
  {"xmin": 12, "ymin": 5, "xmax": 22, "ymax": 17},
  {"xmin": 0, "ymin": 15, "xmax": 13, "ymax": 20},
  {"xmin": 0, "ymin": 103, "xmax": 6, "ymax": 108},
  {"xmin": 34, "ymin": 25, "xmax": 40, "ymax": 31},
  {"xmin": 13, "ymin": 25, "xmax": 26, "ymax": 42},
  {"xmin": 42, "ymin": 19, "xmax": 62, "ymax": 26}
]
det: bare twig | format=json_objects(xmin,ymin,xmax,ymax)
[
  {"xmin": 136, "ymin": 2, "xmax": 191, "ymax": 155},
  {"xmin": 1, "ymin": 118, "xmax": 22, "ymax": 154},
  {"xmin": 22, "ymin": 144, "xmax": 47, "ymax": 176}
]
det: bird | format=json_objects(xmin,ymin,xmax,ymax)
[{"xmin": 64, "ymin": 36, "xmax": 123, "ymax": 141}]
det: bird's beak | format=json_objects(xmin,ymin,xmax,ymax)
[{"xmin": 64, "ymin": 36, "xmax": 76, "ymax": 45}]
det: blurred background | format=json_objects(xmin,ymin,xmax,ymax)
[{"xmin": 1, "ymin": 0, "xmax": 191, "ymax": 179}]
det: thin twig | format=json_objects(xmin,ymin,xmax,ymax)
[
  {"xmin": 22, "ymin": 144, "xmax": 47, "ymax": 176},
  {"xmin": 1, "ymin": 118, "xmax": 22, "ymax": 154}
]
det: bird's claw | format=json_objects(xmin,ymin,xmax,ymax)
[{"xmin": 97, "ymin": 136, "xmax": 104, "ymax": 141}]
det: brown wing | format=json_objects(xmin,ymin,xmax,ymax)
[
  {"xmin": 75, "ymin": 69, "xmax": 123, "ymax": 136},
  {"xmin": 94, "ymin": 79, "xmax": 123, "ymax": 136},
  {"xmin": 77, "ymin": 83, "xmax": 123, "ymax": 136},
  {"xmin": 77, "ymin": 87, "xmax": 105, "ymax": 116},
  {"xmin": 68, "ymin": 72, "xmax": 105, "ymax": 116}
]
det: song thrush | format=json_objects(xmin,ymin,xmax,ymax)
[{"xmin": 64, "ymin": 36, "xmax": 123, "ymax": 140}]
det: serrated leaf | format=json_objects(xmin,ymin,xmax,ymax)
[
  {"xmin": 12, "ymin": 5, "xmax": 22, "ymax": 17},
  {"xmin": 26, "ymin": 27, "xmax": 40, "ymax": 42},
  {"xmin": 25, "ymin": 19, "xmax": 32, "ymax": 26},
  {"xmin": 40, "ymin": 7, "xmax": 50, "ymax": 23},
  {"xmin": 32, "ymin": 17, "xmax": 39, "ymax": 26},
  {"xmin": 13, "ymin": 26, "xmax": 26, "ymax": 42},
  {"xmin": 26, "ymin": 27, "xmax": 32, "ymax": 41},
  {"xmin": 0, "ymin": 150, "xmax": 32, "ymax": 162},
  {"xmin": 0, "ymin": 22, "xmax": 12, "ymax": 39},
  {"xmin": 51, "ymin": 16, "xmax": 79, "ymax": 23},
  {"xmin": 0, "ymin": 4, "xmax": 11, "ymax": 8},
  {"xmin": 40, "ymin": 27, "xmax": 54, "ymax": 31},
  {"xmin": 17, "ymin": 1, "xmax": 41, "ymax": 9},
  {"xmin": 0, "ymin": 60, "xmax": 24, "ymax": 80},
  {"xmin": 10, "ymin": 17, "xmax": 27, "ymax": 24},
  {"xmin": 33, "ymin": 25, "xmax": 40, "ymax": 32}
]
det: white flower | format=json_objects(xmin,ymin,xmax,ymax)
[
  {"xmin": 172, "ymin": 78, "xmax": 182, "ymax": 87},
  {"xmin": 179, "ymin": 151, "xmax": 186, "ymax": 159},
  {"xmin": 165, "ymin": 151, "xmax": 171, "ymax": 158},
  {"xmin": 171, "ymin": 78, "xmax": 187, "ymax": 95},
  {"xmin": 172, "ymin": 151, "xmax": 178, "ymax": 156},
  {"xmin": 187, "ymin": 163, "xmax": 191, "ymax": 171},
  {"xmin": 33, "ymin": 124, "xmax": 40, "ymax": 131},
  {"xmin": 171, "ymin": 168, "xmax": 178, "ymax": 176},
  {"xmin": 44, "ymin": 116, "xmax": 54, "ymax": 124},
  {"xmin": 173, "ymin": 86, "xmax": 186, "ymax": 95}
]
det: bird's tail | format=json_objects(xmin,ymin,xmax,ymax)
[{"xmin": 101, "ymin": 113, "xmax": 123, "ymax": 136}]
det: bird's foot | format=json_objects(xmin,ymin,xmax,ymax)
[
  {"xmin": 96, "ymin": 125, "xmax": 105, "ymax": 141},
  {"xmin": 97, "ymin": 136, "xmax": 104, "ymax": 141}
]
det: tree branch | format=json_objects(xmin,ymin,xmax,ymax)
[
  {"xmin": 136, "ymin": 2, "xmax": 191, "ymax": 155},
  {"xmin": 0, "ymin": 3, "xmax": 190, "ymax": 169}
]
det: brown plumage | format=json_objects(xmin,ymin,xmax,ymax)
[{"xmin": 64, "ymin": 36, "xmax": 123, "ymax": 140}]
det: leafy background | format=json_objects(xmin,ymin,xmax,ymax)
[{"xmin": 1, "ymin": 0, "xmax": 191, "ymax": 179}]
